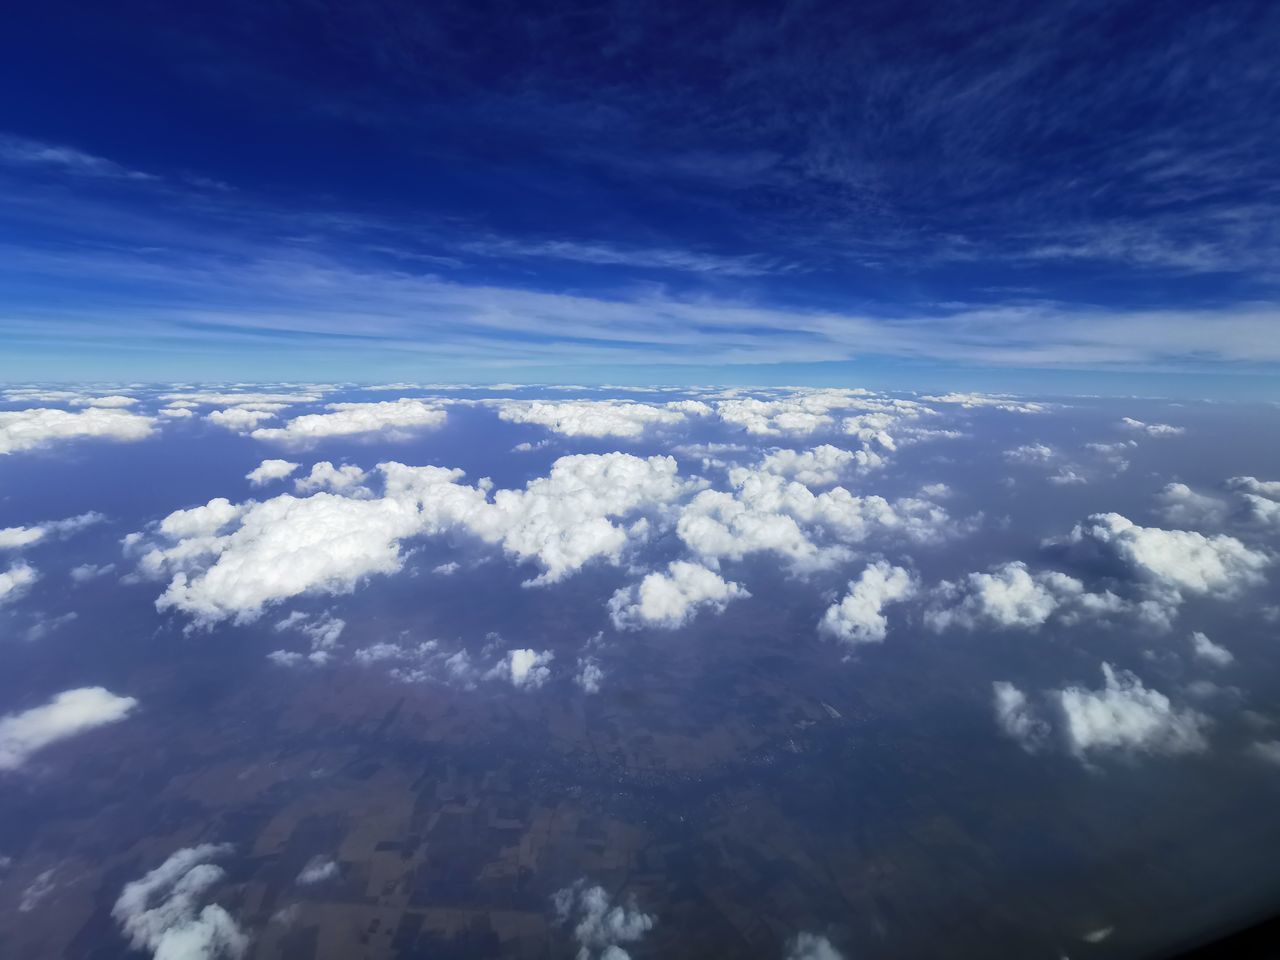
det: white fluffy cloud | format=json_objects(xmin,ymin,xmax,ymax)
[
  {"xmin": 758, "ymin": 444, "xmax": 883, "ymax": 486},
  {"xmin": 245, "ymin": 459, "xmax": 300, "ymax": 486},
  {"xmin": 1062, "ymin": 513, "xmax": 1269, "ymax": 598},
  {"xmin": 112, "ymin": 844, "xmax": 248, "ymax": 960},
  {"xmin": 250, "ymin": 399, "xmax": 446, "ymax": 444},
  {"xmin": 0, "ymin": 511, "xmax": 104, "ymax": 550},
  {"xmin": 609, "ymin": 561, "xmax": 748, "ymax": 629},
  {"xmin": 294, "ymin": 462, "xmax": 369, "ymax": 495},
  {"xmin": 0, "ymin": 561, "xmax": 39, "ymax": 605},
  {"xmin": 0, "ymin": 687, "xmax": 138, "ymax": 770},
  {"xmin": 133, "ymin": 453, "xmax": 688, "ymax": 623},
  {"xmin": 494, "ymin": 399, "xmax": 689, "ymax": 437},
  {"xmin": 819, "ymin": 561, "xmax": 917, "ymax": 647},
  {"xmin": 925, "ymin": 561, "xmax": 1123, "ymax": 632},
  {"xmin": 921, "ymin": 393, "xmax": 1045, "ymax": 413},
  {"xmin": 713, "ymin": 389, "xmax": 925, "ymax": 437},
  {"xmin": 1155, "ymin": 483, "xmax": 1230, "ymax": 529},
  {"xmin": 785, "ymin": 933, "xmax": 845, "ymax": 960},
  {"xmin": 0, "ymin": 407, "xmax": 155, "ymax": 455},
  {"xmin": 205, "ymin": 407, "xmax": 279, "ymax": 431},
  {"xmin": 485, "ymin": 648, "xmax": 554, "ymax": 689},
  {"xmin": 553, "ymin": 880, "xmax": 655, "ymax": 960},
  {"xmin": 1004, "ymin": 443, "xmax": 1055, "ymax": 464},
  {"xmin": 1057, "ymin": 663, "xmax": 1208, "ymax": 757},
  {"xmin": 677, "ymin": 465, "xmax": 960, "ymax": 572},
  {"xmin": 1119, "ymin": 417, "xmax": 1184, "ymax": 436},
  {"xmin": 575, "ymin": 656, "xmax": 604, "ymax": 694},
  {"xmin": 1189, "ymin": 630, "xmax": 1234, "ymax": 667},
  {"xmin": 159, "ymin": 390, "xmax": 322, "ymax": 407},
  {"xmin": 992, "ymin": 682, "xmax": 1050, "ymax": 752}
]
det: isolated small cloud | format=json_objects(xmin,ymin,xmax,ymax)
[
  {"xmin": 0, "ymin": 687, "xmax": 138, "ymax": 770},
  {"xmin": 1004, "ymin": 442, "xmax": 1055, "ymax": 464},
  {"xmin": 296, "ymin": 856, "xmax": 339, "ymax": 886},
  {"xmin": 245, "ymin": 459, "xmax": 300, "ymax": 486},
  {"xmin": 609, "ymin": 561, "xmax": 748, "ymax": 629},
  {"xmin": 486, "ymin": 648, "xmax": 554, "ymax": 689},
  {"xmin": 553, "ymin": 879, "xmax": 655, "ymax": 960},
  {"xmin": 1189, "ymin": 630, "xmax": 1233, "ymax": 667},
  {"xmin": 992, "ymin": 682, "xmax": 1050, "ymax": 752},
  {"xmin": 0, "ymin": 561, "xmax": 39, "ymax": 606},
  {"xmin": 819, "ymin": 560, "xmax": 917, "ymax": 647},
  {"xmin": 1058, "ymin": 663, "xmax": 1207, "ymax": 758},
  {"xmin": 0, "ymin": 511, "xmax": 105, "ymax": 550},
  {"xmin": 205, "ymin": 407, "xmax": 278, "ymax": 432},
  {"xmin": 70, "ymin": 562, "xmax": 115, "ymax": 583},
  {"xmin": 785, "ymin": 932, "xmax": 845, "ymax": 960},
  {"xmin": 112, "ymin": 844, "xmax": 248, "ymax": 960},
  {"xmin": 575, "ymin": 656, "xmax": 604, "ymax": 694},
  {"xmin": 1119, "ymin": 417, "xmax": 1184, "ymax": 436}
]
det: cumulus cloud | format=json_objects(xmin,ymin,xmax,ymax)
[
  {"xmin": 1189, "ymin": 630, "xmax": 1234, "ymax": 667},
  {"xmin": 992, "ymin": 682, "xmax": 1050, "ymax": 752},
  {"xmin": 1119, "ymin": 417, "xmax": 1184, "ymax": 436},
  {"xmin": 925, "ymin": 561, "xmax": 1123, "ymax": 632},
  {"xmin": 249, "ymin": 399, "xmax": 446, "ymax": 444},
  {"xmin": 1155, "ymin": 483, "xmax": 1229, "ymax": 528},
  {"xmin": 819, "ymin": 561, "xmax": 917, "ymax": 648},
  {"xmin": 1061, "ymin": 513, "xmax": 1269, "ymax": 598},
  {"xmin": 714, "ymin": 390, "xmax": 927, "ymax": 437},
  {"xmin": 485, "ymin": 648, "xmax": 554, "ymax": 689},
  {"xmin": 245, "ymin": 459, "xmax": 300, "ymax": 486},
  {"xmin": 1057, "ymin": 663, "xmax": 1208, "ymax": 758},
  {"xmin": 112, "ymin": 844, "xmax": 248, "ymax": 960},
  {"xmin": 1228, "ymin": 476, "xmax": 1280, "ymax": 499},
  {"xmin": 294, "ymin": 462, "xmax": 369, "ymax": 495},
  {"xmin": 1004, "ymin": 443, "xmax": 1055, "ymax": 464},
  {"xmin": 205, "ymin": 407, "xmax": 279, "ymax": 431},
  {"xmin": 609, "ymin": 561, "xmax": 748, "ymax": 629},
  {"xmin": 758, "ymin": 444, "xmax": 883, "ymax": 486},
  {"xmin": 921, "ymin": 393, "xmax": 1045, "ymax": 413},
  {"xmin": 0, "ymin": 561, "xmax": 39, "ymax": 605},
  {"xmin": 158, "ymin": 391, "xmax": 322, "ymax": 407},
  {"xmin": 0, "ymin": 406, "xmax": 155, "ymax": 455},
  {"xmin": 553, "ymin": 880, "xmax": 655, "ymax": 960},
  {"xmin": 71, "ymin": 562, "xmax": 115, "ymax": 582},
  {"xmin": 494, "ymin": 399, "xmax": 688, "ymax": 437},
  {"xmin": 270, "ymin": 612, "xmax": 346, "ymax": 666},
  {"xmin": 785, "ymin": 932, "xmax": 845, "ymax": 960},
  {"xmin": 0, "ymin": 511, "xmax": 105, "ymax": 550},
  {"xmin": 677, "ymin": 465, "xmax": 961, "ymax": 572},
  {"xmin": 575, "ymin": 656, "xmax": 604, "ymax": 694},
  {"xmin": 0, "ymin": 687, "xmax": 138, "ymax": 770},
  {"xmin": 295, "ymin": 857, "xmax": 339, "ymax": 886}
]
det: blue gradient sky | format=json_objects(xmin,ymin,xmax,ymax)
[{"xmin": 1, "ymin": 0, "xmax": 1278, "ymax": 396}]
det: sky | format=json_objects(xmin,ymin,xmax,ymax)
[{"xmin": 2, "ymin": 0, "xmax": 1279, "ymax": 393}]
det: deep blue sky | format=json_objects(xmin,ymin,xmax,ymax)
[{"xmin": 1, "ymin": 0, "xmax": 1278, "ymax": 394}]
